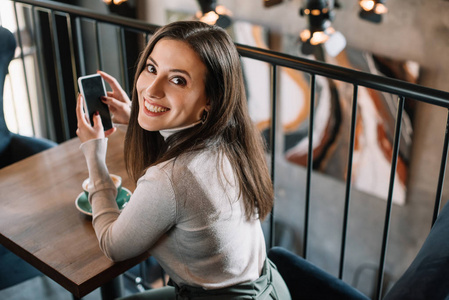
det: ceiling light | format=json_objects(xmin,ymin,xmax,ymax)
[
  {"xmin": 102, "ymin": 0, "xmax": 127, "ymax": 5},
  {"xmin": 196, "ymin": 0, "xmax": 232, "ymax": 28},
  {"xmin": 359, "ymin": 0, "xmax": 388, "ymax": 23},
  {"xmin": 299, "ymin": 0, "xmax": 346, "ymax": 57}
]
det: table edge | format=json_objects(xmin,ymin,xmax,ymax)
[{"xmin": 1, "ymin": 233, "xmax": 150, "ymax": 297}]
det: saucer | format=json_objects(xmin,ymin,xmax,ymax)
[{"xmin": 75, "ymin": 187, "xmax": 132, "ymax": 216}]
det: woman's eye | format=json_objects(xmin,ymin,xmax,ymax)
[
  {"xmin": 146, "ymin": 64, "xmax": 156, "ymax": 74},
  {"xmin": 171, "ymin": 77, "xmax": 187, "ymax": 86}
]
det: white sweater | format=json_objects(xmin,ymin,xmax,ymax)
[{"xmin": 80, "ymin": 136, "xmax": 266, "ymax": 289}]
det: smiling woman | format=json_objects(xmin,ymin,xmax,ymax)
[{"xmin": 76, "ymin": 21, "xmax": 291, "ymax": 300}]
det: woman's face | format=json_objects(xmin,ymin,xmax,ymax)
[{"xmin": 136, "ymin": 38, "xmax": 209, "ymax": 132}]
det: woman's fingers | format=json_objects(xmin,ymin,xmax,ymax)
[
  {"xmin": 101, "ymin": 95, "xmax": 131, "ymax": 125},
  {"xmin": 76, "ymin": 95, "xmax": 107, "ymax": 142},
  {"xmin": 98, "ymin": 70, "xmax": 131, "ymax": 104},
  {"xmin": 97, "ymin": 70, "xmax": 131, "ymax": 125},
  {"xmin": 104, "ymin": 127, "xmax": 117, "ymax": 137},
  {"xmin": 93, "ymin": 111, "xmax": 101, "ymax": 126},
  {"xmin": 92, "ymin": 112, "xmax": 104, "ymax": 131},
  {"xmin": 76, "ymin": 94, "xmax": 89, "ymax": 126},
  {"xmin": 101, "ymin": 96, "xmax": 126, "ymax": 110},
  {"xmin": 85, "ymin": 112, "xmax": 105, "ymax": 140},
  {"xmin": 98, "ymin": 70, "xmax": 122, "ymax": 92},
  {"xmin": 75, "ymin": 94, "xmax": 83, "ymax": 121}
]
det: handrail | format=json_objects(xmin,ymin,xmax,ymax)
[
  {"xmin": 236, "ymin": 44, "xmax": 449, "ymax": 107},
  {"xmin": 12, "ymin": 0, "xmax": 449, "ymax": 108},
  {"xmin": 13, "ymin": 0, "xmax": 159, "ymax": 32}
]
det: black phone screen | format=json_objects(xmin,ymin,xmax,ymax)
[{"xmin": 79, "ymin": 75, "xmax": 113, "ymax": 131}]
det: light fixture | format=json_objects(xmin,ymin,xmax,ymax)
[
  {"xmin": 299, "ymin": 0, "xmax": 346, "ymax": 57},
  {"xmin": 102, "ymin": 0, "xmax": 127, "ymax": 5},
  {"xmin": 196, "ymin": 0, "xmax": 232, "ymax": 28},
  {"xmin": 359, "ymin": 0, "xmax": 388, "ymax": 23},
  {"xmin": 264, "ymin": 0, "xmax": 283, "ymax": 8}
]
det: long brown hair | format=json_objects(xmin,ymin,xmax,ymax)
[{"xmin": 124, "ymin": 21, "xmax": 273, "ymax": 220}]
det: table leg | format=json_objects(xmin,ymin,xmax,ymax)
[{"xmin": 101, "ymin": 275, "xmax": 124, "ymax": 300}]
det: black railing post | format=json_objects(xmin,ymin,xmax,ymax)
[
  {"xmin": 432, "ymin": 109, "xmax": 449, "ymax": 226},
  {"xmin": 375, "ymin": 96, "xmax": 405, "ymax": 300},
  {"xmin": 303, "ymin": 73, "xmax": 316, "ymax": 259},
  {"xmin": 339, "ymin": 84, "xmax": 358, "ymax": 279},
  {"xmin": 269, "ymin": 64, "xmax": 278, "ymax": 249}
]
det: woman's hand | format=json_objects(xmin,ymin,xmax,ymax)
[
  {"xmin": 76, "ymin": 94, "xmax": 116, "ymax": 143},
  {"xmin": 98, "ymin": 70, "xmax": 131, "ymax": 125}
]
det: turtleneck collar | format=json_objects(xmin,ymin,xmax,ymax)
[{"xmin": 159, "ymin": 120, "xmax": 202, "ymax": 140}]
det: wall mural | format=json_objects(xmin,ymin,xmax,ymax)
[
  {"xmin": 167, "ymin": 11, "xmax": 417, "ymax": 205},
  {"xmin": 280, "ymin": 49, "xmax": 415, "ymax": 206},
  {"xmin": 235, "ymin": 23, "xmax": 416, "ymax": 206}
]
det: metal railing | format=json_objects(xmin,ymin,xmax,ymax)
[{"xmin": 4, "ymin": 0, "xmax": 449, "ymax": 299}]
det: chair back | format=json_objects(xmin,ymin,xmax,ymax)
[
  {"xmin": 268, "ymin": 247, "xmax": 370, "ymax": 300},
  {"xmin": 382, "ymin": 200, "xmax": 449, "ymax": 300},
  {"xmin": 0, "ymin": 26, "xmax": 16, "ymax": 155}
]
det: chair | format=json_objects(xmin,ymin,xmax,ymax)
[
  {"xmin": 268, "ymin": 199, "xmax": 449, "ymax": 300},
  {"xmin": 268, "ymin": 247, "xmax": 369, "ymax": 300},
  {"xmin": 0, "ymin": 26, "xmax": 57, "ymax": 169},
  {"xmin": 0, "ymin": 25, "xmax": 57, "ymax": 290},
  {"xmin": 382, "ymin": 200, "xmax": 449, "ymax": 300}
]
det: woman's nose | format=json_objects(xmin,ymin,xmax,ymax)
[{"xmin": 145, "ymin": 77, "xmax": 165, "ymax": 99}]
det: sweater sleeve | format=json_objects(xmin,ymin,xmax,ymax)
[
  {"xmin": 81, "ymin": 139, "xmax": 177, "ymax": 262},
  {"xmin": 80, "ymin": 138, "xmax": 117, "ymax": 203}
]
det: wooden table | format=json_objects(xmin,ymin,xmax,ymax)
[{"xmin": 0, "ymin": 130, "xmax": 148, "ymax": 299}]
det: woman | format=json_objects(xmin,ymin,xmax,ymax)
[{"xmin": 76, "ymin": 21, "xmax": 290, "ymax": 299}]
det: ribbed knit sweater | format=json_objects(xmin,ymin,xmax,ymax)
[{"xmin": 80, "ymin": 132, "xmax": 266, "ymax": 289}]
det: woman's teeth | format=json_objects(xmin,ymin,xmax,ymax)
[{"xmin": 145, "ymin": 101, "xmax": 169, "ymax": 113}]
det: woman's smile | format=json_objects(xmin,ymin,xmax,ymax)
[{"xmin": 143, "ymin": 98, "xmax": 170, "ymax": 114}]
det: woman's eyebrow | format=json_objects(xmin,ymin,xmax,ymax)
[
  {"xmin": 148, "ymin": 56, "xmax": 158, "ymax": 67},
  {"xmin": 170, "ymin": 69, "xmax": 191, "ymax": 79}
]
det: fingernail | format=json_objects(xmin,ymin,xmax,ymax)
[{"xmin": 95, "ymin": 111, "xmax": 99, "ymax": 116}]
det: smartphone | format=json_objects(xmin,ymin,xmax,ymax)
[{"xmin": 78, "ymin": 74, "xmax": 113, "ymax": 131}]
